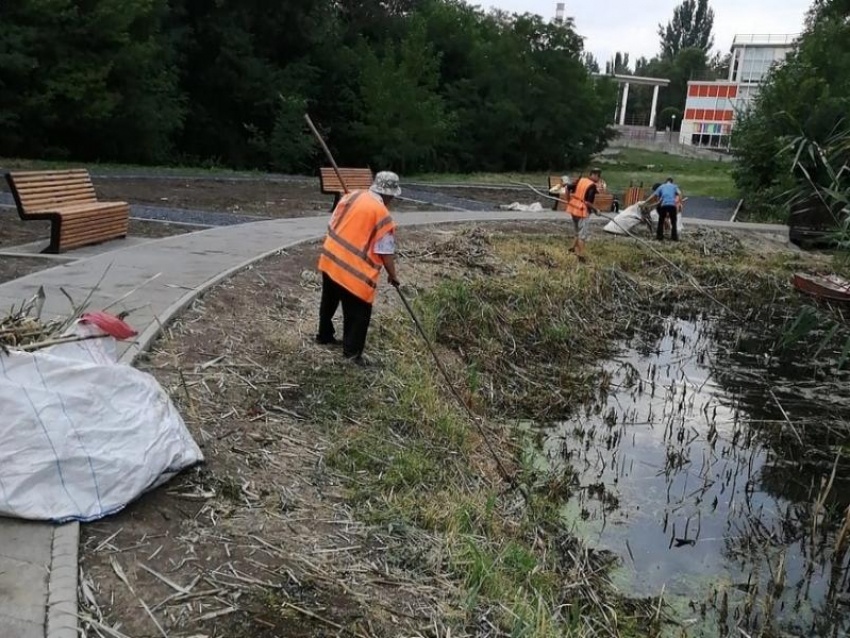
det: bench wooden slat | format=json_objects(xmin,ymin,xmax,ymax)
[
  {"xmin": 5, "ymin": 169, "xmax": 129, "ymax": 253},
  {"xmin": 18, "ymin": 186, "xmax": 96, "ymax": 199},
  {"xmin": 10, "ymin": 170, "xmax": 91, "ymax": 180},
  {"xmin": 15, "ymin": 181, "xmax": 97, "ymax": 194},
  {"xmin": 38, "ymin": 201, "xmax": 125, "ymax": 214},
  {"xmin": 13, "ymin": 177, "xmax": 95, "ymax": 188},
  {"xmin": 27, "ymin": 196, "xmax": 100, "ymax": 210},
  {"xmin": 62, "ymin": 215, "xmax": 129, "ymax": 229}
]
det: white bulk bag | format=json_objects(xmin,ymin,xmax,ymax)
[
  {"xmin": 0, "ymin": 323, "xmax": 202, "ymax": 522},
  {"xmin": 603, "ymin": 202, "xmax": 685, "ymax": 236}
]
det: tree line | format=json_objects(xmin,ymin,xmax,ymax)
[{"xmin": 0, "ymin": 0, "xmax": 616, "ymax": 174}]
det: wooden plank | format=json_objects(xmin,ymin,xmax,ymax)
[
  {"xmin": 24, "ymin": 194, "xmax": 99, "ymax": 209},
  {"xmin": 16, "ymin": 180, "xmax": 95, "ymax": 191},
  {"xmin": 62, "ymin": 230, "xmax": 128, "ymax": 244},
  {"xmin": 10, "ymin": 169, "xmax": 90, "ymax": 179},
  {"xmin": 62, "ymin": 218, "xmax": 128, "ymax": 232},
  {"xmin": 61, "ymin": 224, "xmax": 127, "ymax": 238},
  {"xmin": 37, "ymin": 202, "xmax": 127, "ymax": 215},
  {"xmin": 19, "ymin": 190, "xmax": 97, "ymax": 203},
  {"xmin": 18, "ymin": 186, "xmax": 95, "ymax": 199},
  {"xmin": 16, "ymin": 182, "xmax": 96, "ymax": 195},
  {"xmin": 62, "ymin": 221, "xmax": 129, "ymax": 235},
  {"xmin": 61, "ymin": 222, "xmax": 128, "ymax": 239}
]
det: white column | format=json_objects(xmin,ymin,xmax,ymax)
[
  {"xmin": 649, "ymin": 85, "xmax": 660, "ymax": 128},
  {"xmin": 619, "ymin": 82, "xmax": 630, "ymax": 126}
]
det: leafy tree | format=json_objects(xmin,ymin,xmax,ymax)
[
  {"xmin": 658, "ymin": 0, "xmax": 715, "ymax": 59},
  {"xmin": 582, "ymin": 52, "xmax": 600, "ymax": 73},
  {"xmin": 353, "ymin": 21, "xmax": 453, "ymax": 172},
  {"xmin": 606, "ymin": 52, "xmax": 631, "ymax": 75}
]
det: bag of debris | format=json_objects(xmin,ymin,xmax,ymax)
[
  {"xmin": 500, "ymin": 202, "xmax": 544, "ymax": 212},
  {"xmin": 604, "ymin": 203, "xmax": 685, "ymax": 236},
  {"xmin": 604, "ymin": 202, "xmax": 649, "ymax": 235},
  {"xmin": 0, "ymin": 320, "xmax": 203, "ymax": 522}
]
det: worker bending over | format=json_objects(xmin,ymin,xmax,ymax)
[
  {"xmin": 316, "ymin": 172, "xmax": 401, "ymax": 366},
  {"xmin": 566, "ymin": 168, "xmax": 602, "ymax": 262},
  {"xmin": 653, "ymin": 177, "xmax": 683, "ymax": 241}
]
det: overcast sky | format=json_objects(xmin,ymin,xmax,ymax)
[{"xmin": 484, "ymin": 1, "xmax": 811, "ymax": 67}]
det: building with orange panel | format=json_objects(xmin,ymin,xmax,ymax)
[{"xmin": 680, "ymin": 34, "xmax": 797, "ymax": 149}]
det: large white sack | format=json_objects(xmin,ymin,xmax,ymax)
[
  {"xmin": 604, "ymin": 203, "xmax": 647, "ymax": 235},
  {"xmin": 603, "ymin": 203, "xmax": 685, "ymax": 235},
  {"xmin": 0, "ymin": 324, "xmax": 202, "ymax": 522}
]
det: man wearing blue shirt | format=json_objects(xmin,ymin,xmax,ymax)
[{"xmin": 653, "ymin": 178, "xmax": 682, "ymax": 241}]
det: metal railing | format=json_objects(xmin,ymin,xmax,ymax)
[{"xmin": 732, "ymin": 34, "xmax": 798, "ymax": 46}]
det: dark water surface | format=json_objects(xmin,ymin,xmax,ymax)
[{"xmin": 541, "ymin": 313, "xmax": 850, "ymax": 636}]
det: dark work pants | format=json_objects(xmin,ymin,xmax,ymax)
[
  {"xmin": 657, "ymin": 205, "xmax": 679, "ymax": 241},
  {"xmin": 317, "ymin": 273, "xmax": 373, "ymax": 358}
]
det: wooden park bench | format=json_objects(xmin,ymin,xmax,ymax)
[
  {"xmin": 5, "ymin": 169, "xmax": 129, "ymax": 253},
  {"xmin": 623, "ymin": 185, "xmax": 647, "ymax": 209},
  {"xmin": 319, "ymin": 168, "xmax": 373, "ymax": 210}
]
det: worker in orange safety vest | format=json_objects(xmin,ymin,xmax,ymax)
[
  {"xmin": 566, "ymin": 168, "xmax": 602, "ymax": 262},
  {"xmin": 316, "ymin": 171, "xmax": 401, "ymax": 366}
]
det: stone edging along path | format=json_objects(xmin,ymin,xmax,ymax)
[{"xmin": 0, "ymin": 210, "xmax": 787, "ymax": 638}]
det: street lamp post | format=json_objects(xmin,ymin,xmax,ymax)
[{"xmin": 670, "ymin": 115, "xmax": 677, "ymax": 143}]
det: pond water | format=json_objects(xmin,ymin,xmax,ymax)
[{"xmin": 541, "ymin": 312, "xmax": 850, "ymax": 636}]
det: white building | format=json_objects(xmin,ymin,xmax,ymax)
[{"xmin": 680, "ymin": 34, "xmax": 797, "ymax": 149}]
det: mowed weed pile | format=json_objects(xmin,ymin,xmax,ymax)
[{"xmin": 304, "ymin": 228, "xmax": 820, "ymax": 636}]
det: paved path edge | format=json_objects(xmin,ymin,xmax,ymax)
[{"xmin": 45, "ymin": 523, "xmax": 79, "ymax": 638}]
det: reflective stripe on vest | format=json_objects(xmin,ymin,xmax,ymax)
[
  {"xmin": 567, "ymin": 177, "xmax": 594, "ymax": 219},
  {"xmin": 318, "ymin": 191, "xmax": 395, "ymax": 304}
]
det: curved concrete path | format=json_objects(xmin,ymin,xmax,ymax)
[{"xmin": 0, "ymin": 209, "xmax": 787, "ymax": 638}]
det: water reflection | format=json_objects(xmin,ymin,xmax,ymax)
[{"xmin": 543, "ymin": 313, "xmax": 850, "ymax": 636}]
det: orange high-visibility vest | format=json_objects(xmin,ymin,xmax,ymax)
[
  {"xmin": 318, "ymin": 191, "xmax": 396, "ymax": 304},
  {"xmin": 567, "ymin": 178, "xmax": 594, "ymax": 219}
]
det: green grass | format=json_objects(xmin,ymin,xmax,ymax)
[{"xmin": 411, "ymin": 148, "xmax": 739, "ymax": 199}]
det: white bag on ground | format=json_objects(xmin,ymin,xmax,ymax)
[
  {"xmin": 604, "ymin": 203, "xmax": 648, "ymax": 235},
  {"xmin": 0, "ymin": 323, "xmax": 202, "ymax": 522},
  {"xmin": 604, "ymin": 202, "xmax": 685, "ymax": 235}
]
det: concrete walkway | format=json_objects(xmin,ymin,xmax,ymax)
[{"xmin": 0, "ymin": 210, "xmax": 788, "ymax": 638}]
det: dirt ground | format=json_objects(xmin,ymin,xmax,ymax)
[
  {"xmin": 77, "ymin": 222, "xmax": 800, "ymax": 638},
  {"xmin": 410, "ymin": 184, "xmax": 543, "ymax": 207},
  {"xmin": 92, "ymin": 178, "xmax": 440, "ymax": 217}
]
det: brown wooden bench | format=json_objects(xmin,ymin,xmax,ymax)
[
  {"xmin": 623, "ymin": 186, "xmax": 647, "ymax": 209},
  {"xmin": 319, "ymin": 168, "xmax": 373, "ymax": 210},
  {"xmin": 5, "ymin": 169, "xmax": 129, "ymax": 253}
]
